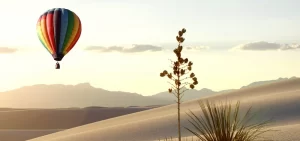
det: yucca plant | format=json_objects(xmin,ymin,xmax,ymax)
[
  {"xmin": 185, "ymin": 100, "xmax": 274, "ymax": 141},
  {"xmin": 160, "ymin": 28, "xmax": 198, "ymax": 141}
]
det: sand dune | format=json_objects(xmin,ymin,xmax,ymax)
[
  {"xmin": 28, "ymin": 78, "xmax": 300, "ymax": 141},
  {"xmin": 0, "ymin": 107, "xmax": 151, "ymax": 141},
  {"xmin": 0, "ymin": 107, "xmax": 152, "ymax": 130}
]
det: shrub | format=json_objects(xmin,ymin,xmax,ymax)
[{"xmin": 185, "ymin": 100, "xmax": 274, "ymax": 141}]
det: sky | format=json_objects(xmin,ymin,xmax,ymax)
[{"xmin": 0, "ymin": 0, "xmax": 300, "ymax": 96}]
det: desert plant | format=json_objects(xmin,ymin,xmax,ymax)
[
  {"xmin": 160, "ymin": 28, "xmax": 198, "ymax": 141},
  {"xmin": 185, "ymin": 100, "xmax": 274, "ymax": 141}
]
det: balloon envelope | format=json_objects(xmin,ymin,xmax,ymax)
[{"xmin": 36, "ymin": 8, "xmax": 82, "ymax": 61}]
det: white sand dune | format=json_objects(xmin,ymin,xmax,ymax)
[{"xmin": 28, "ymin": 78, "xmax": 300, "ymax": 141}]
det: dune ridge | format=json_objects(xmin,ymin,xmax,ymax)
[{"xmin": 28, "ymin": 78, "xmax": 300, "ymax": 141}]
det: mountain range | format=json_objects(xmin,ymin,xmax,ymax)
[{"xmin": 0, "ymin": 77, "xmax": 297, "ymax": 108}]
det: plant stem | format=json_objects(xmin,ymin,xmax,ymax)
[
  {"xmin": 177, "ymin": 44, "xmax": 181, "ymax": 141},
  {"xmin": 177, "ymin": 91, "xmax": 181, "ymax": 141}
]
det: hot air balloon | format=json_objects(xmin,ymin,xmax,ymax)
[{"xmin": 36, "ymin": 8, "xmax": 82, "ymax": 69}]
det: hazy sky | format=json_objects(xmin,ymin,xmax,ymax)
[{"xmin": 0, "ymin": 0, "xmax": 300, "ymax": 96}]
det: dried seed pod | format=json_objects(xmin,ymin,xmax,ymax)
[
  {"xmin": 160, "ymin": 73, "xmax": 164, "ymax": 77},
  {"xmin": 190, "ymin": 73, "xmax": 195, "ymax": 78},
  {"xmin": 168, "ymin": 88, "xmax": 172, "ymax": 93},
  {"xmin": 193, "ymin": 77, "xmax": 197, "ymax": 81},
  {"xmin": 176, "ymin": 36, "xmax": 180, "ymax": 42},
  {"xmin": 178, "ymin": 31, "xmax": 183, "ymax": 36},
  {"xmin": 179, "ymin": 58, "xmax": 184, "ymax": 64},
  {"xmin": 178, "ymin": 45, "xmax": 183, "ymax": 52},
  {"xmin": 163, "ymin": 70, "xmax": 168, "ymax": 74},
  {"xmin": 182, "ymin": 28, "xmax": 186, "ymax": 33},
  {"xmin": 188, "ymin": 66, "xmax": 191, "ymax": 71},
  {"xmin": 193, "ymin": 81, "xmax": 198, "ymax": 85},
  {"xmin": 188, "ymin": 61, "xmax": 193, "ymax": 66},
  {"xmin": 176, "ymin": 52, "xmax": 181, "ymax": 58},
  {"xmin": 167, "ymin": 73, "xmax": 172, "ymax": 79},
  {"xmin": 180, "ymin": 69, "xmax": 185, "ymax": 75},
  {"xmin": 173, "ymin": 48, "xmax": 178, "ymax": 54},
  {"xmin": 184, "ymin": 58, "xmax": 188, "ymax": 63},
  {"xmin": 190, "ymin": 84, "xmax": 195, "ymax": 89},
  {"xmin": 173, "ymin": 66, "xmax": 177, "ymax": 71},
  {"xmin": 180, "ymin": 37, "xmax": 185, "ymax": 43}
]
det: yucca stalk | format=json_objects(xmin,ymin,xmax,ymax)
[
  {"xmin": 185, "ymin": 100, "xmax": 274, "ymax": 141},
  {"xmin": 160, "ymin": 28, "xmax": 198, "ymax": 141}
]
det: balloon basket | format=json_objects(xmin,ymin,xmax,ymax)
[{"xmin": 55, "ymin": 62, "xmax": 60, "ymax": 69}]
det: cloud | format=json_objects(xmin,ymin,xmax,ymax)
[
  {"xmin": 280, "ymin": 44, "xmax": 300, "ymax": 50},
  {"xmin": 85, "ymin": 44, "xmax": 163, "ymax": 53},
  {"xmin": 231, "ymin": 41, "xmax": 300, "ymax": 51},
  {"xmin": 186, "ymin": 46, "xmax": 210, "ymax": 50},
  {"xmin": 0, "ymin": 47, "xmax": 17, "ymax": 54}
]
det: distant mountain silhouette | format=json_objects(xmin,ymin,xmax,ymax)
[
  {"xmin": 149, "ymin": 88, "xmax": 216, "ymax": 101},
  {"xmin": 240, "ymin": 77, "xmax": 298, "ymax": 89},
  {"xmin": 0, "ymin": 83, "xmax": 173, "ymax": 108},
  {"xmin": 150, "ymin": 76, "xmax": 298, "ymax": 101},
  {"xmin": 0, "ymin": 77, "xmax": 297, "ymax": 108}
]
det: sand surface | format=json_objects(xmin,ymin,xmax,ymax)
[
  {"xmin": 0, "ymin": 107, "xmax": 151, "ymax": 141},
  {"xmin": 0, "ymin": 107, "xmax": 152, "ymax": 129},
  {"xmin": 28, "ymin": 78, "xmax": 300, "ymax": 141},
  {"xmin": 0, "ymin": 129, "xmax": 61, "ymax": 141},
  {"xmin": 154, "ymin": 124, "xmax": 300, "ymax": 141}
]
